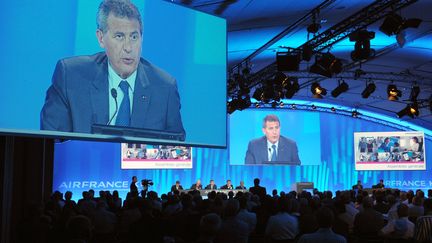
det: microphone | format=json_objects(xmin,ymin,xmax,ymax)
[{"xmin": 107, "ymin": 88, "xmax": 118, "ymax": 125}]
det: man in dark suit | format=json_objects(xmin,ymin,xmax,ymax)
[
  {"xmin": 245, "ymin": 114, "xmax": 300, "ymax": 165},
  {"xmin": 220, "ymin": 179, "xmax": 234, "ymax": 190},
  {"xmin": 40, "ymin": 0, "xmax": 185, "ymax": 138},
  {"xmin": 352, "ymin": 180, "xmax": 363, "ymax": 190},
  {"xmin": 205, "ymin": 179, "xmax": 217, "ymax": 190},
  {"xmin": 249, "ymin": 178, "xmax": 267, "ymax": 201},
  {"xmin": 170, "ymin": 180, "xmax": 183, "ymax": 192},
  {"xmin": 130, "ymin": 176, "xmax": 138, "ymax": 195},
  {"xmin": 373, "ymin": 179, "xmax": 385, "ymax": 189},
  {"xmin": 236, "ymin": 180, "xmax": 246, "ymax": 190}
]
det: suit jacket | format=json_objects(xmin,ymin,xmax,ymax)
[
  {"xmin": 205, "ymin": 184, "xmax": 217, "ymax": 190},
  {"xmin": 220, "ymin": 185, "xmax": 234, "ymax": 190},
  {"xmin": 236, "ymin": 185, "xmax": 246, "ymax": 190},
  {"xmin": 190, "ymin": 184, "xmax": 202, "ymax": 190},
  {"xmin": 170, "ymin": 185, "xmax": 183, "ymax": 192},
  {"xmin": 245, "ymin": 136, "xmax": 300, "ymax": 165},
  {"xmin": 41, "ymin": 52, "xmax": 185, "ymax": 136},
  {"xmin": 249, "ymin": 186, "xmax": 267, "ymax": 201}
]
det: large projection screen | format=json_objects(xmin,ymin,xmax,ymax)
[{"xmin": 0, "ymin": 0, "xmax": 227, "ymax": 148}]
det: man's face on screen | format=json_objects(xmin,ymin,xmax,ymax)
[
  {"xmin": 97, "ymin": 14, "xmax": 142, "ymax": 79},
  {"xmin": 263, "ymin": 121, "xmax": 280, "ymax": 144}
]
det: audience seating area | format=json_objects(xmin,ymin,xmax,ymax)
[{"xmin": 12, "ymin": 183, "xmax": 432, "ymax": 243}]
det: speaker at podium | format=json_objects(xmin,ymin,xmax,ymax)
[{"xmin": 293, "ymin": 182, "xmax": 314, "ymax": 193}]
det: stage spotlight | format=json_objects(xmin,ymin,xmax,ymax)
[
  {"xmin": 285, "ymin": 78, "xmax": 300, "ymax": 99},
  {"xmin": 252, "ymin": 87, "xmax": 264, "ymax": 101},
  {"xmin": 311, "ymin": 82, "xmax": 327, "ymax": 99},
  {"xmin": 271, "ymin": 101, "xmax": 277, "ymax": 108},
  {"xmin": 387, "ymin": 84, "xmax": 402, "ymax": 101},
  {"xmin": 276, "ymin": 52, "xmax": 300, "ymax": 71},
  {"xmin": 361, "ymin": 82, "xmax": 376, "ymax": 99},
  {"xmin": 279, "ymin": 102, "xmax": 284, "ymax": 107},
  {"xmin": 310, "ymin": 53, "xmax": 343, "ymax": 78},
  {"xmin": 274, "ymin": 72, "xmax": 288, "ymax": 87},
  {"xmin": 409, "ymin": 85, "xmax": 420, "ymax": 101},
  {"xmin": 331, "ymin": 80, "xmax": 349, "ymax": 98},
  {"xmin": 255, "ymin": 103, "xmax": 260, "ymax": 108},
  {"xmin": 379, "ymin": 13, "xmax": 422, "ymax": 36},
  {"xmin": 397, "ymin": 103, "xmax": 419, "ymax": 118},
  {"xmin": 291, "ymin": 104, "xmax": 297, "ymax": 109},
  {"xmin": 349, "ymin": 29, "xmax": 375, "ymax": 61},
  {"xmin": 311, "ymin": 104, "xmax": 317, "ymax": 110},
  {"xmin": 330, "ymin": 107, "xmax": 336, "ymax": 112},
  {"xmin": 274, "ymin": 72, "xmax": 289, "ymax": 100}
]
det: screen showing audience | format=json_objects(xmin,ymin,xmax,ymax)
[
  {"xmin": 354, "ymin": 131, "xmax": 426, "ymax": 170},
  {"xmin": 229, "ymin": 110, "xmax": 322, "ymax": 165},
  {"xmin": 0, "ymin": 0, "xmax": 227, "ymax": 147}
]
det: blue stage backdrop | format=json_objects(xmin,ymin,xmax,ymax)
[{"xmin": 53, "ymin": 111, "xmax": 432, "ymax": 201}]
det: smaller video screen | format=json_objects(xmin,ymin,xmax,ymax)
[
  {"xmin": 354, "ymin": 131, "xmax": 426, "ymax": 171},
  {"xmin": 121, "ymin": 143, "xmax": 192, "ymax": 169}
]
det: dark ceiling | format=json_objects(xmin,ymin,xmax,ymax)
[{"xmin": 176, "ymin": 0, "xmax": 432, "ymax": 130}]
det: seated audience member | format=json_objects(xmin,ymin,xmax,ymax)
[
  {"xmin": 66, "ymin": 215, "xmax": 93, "ymax": 243},
  {"xmin": 216, "ymin": 199, "xmax": 249, "ymax": 243},
  {"xmin": 337, "ymin": 192, "xmax": 359, "ymax": 233},
  {"xmin": 190, "ymin": 179, "xmax": 203, "ymax": 190},
  {"xmin": 249, "ymin": 178, "xmax": 267, "ymax": 201},
  {"xmin": 196, "ymin": 213, "xmax": 221, "ymax": 243},
  {"xmin": 352, "ymin": 180, "xmax": 363, "ymax": 190},
  {"xmin": 205, "ymin": 179, "xmax": 217, "ymax": 190},
  {"xmin": 236, "ymin": 196, "xmax": 257, "ymax": 234},
  {"xmin": 171, "ymin": 180, "xmax": 184, "ymax": 192},
  {"xmin": 92, "ymin": 201, "xmax": 117, "ymax": 237},
  {"xmin": 272, "ymin": 189, "xmax": 279, "ymax": 199},
  {"xmin": 409, "ymin": 196, "xmax": 424, "ymax": 219},
  {"xmin": 298, "ymin": 206, "xmax": 347, "ymax": 243},
  {"xmin": 373, "ymin": 192, "xmax": 389, "ymax": 214},
  {"xmin": 380, "ymin": 203, "xmax": 414, "ymax": 239},
  {"xmin": 265, "ymin": 197, "xmax": 299, "ymax": 241},
  {"xmin": 220, "ymin": 179, "xmax": 234, "ymax": 190},
  {"xmin": 64, "ymin": 191, "xmax": 77, "ymax": 207},
  {"xmin": 414, "ymin": 198, "xmax": 432, "ymax": 243},
  {"xmin": 236, "ymin": 180, "xmax": 247, "ymax": 189},
  {"xmin": 428, "ymin": 189, "xmax": 432, "ymax": 199},
  {"xmin": 353, "ymin": 197, "xmax": 385, "ymax": 236}
]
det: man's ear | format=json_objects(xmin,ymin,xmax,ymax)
[{"xmin": 96, "ymin": 29, "xmax": 105, "ymax": 49}]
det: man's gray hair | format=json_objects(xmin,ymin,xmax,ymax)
[
  {"xmin": 97, "ymin": 0, "xmax": 142, "ymax": 34},
  {"xmin": 262, "ymin": 114, "xmax": 280, "ymax": 128}
]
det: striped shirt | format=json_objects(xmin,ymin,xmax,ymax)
[{"xmin": 414, "ymin": 215, "xmax": 432, "ymax": 242}]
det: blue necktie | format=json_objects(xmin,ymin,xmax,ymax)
[
  {"xmin": 271, "ymin": 144, "xmax": 277, "ymax": 161},
  {"xmin": 115, "ymin": 80, "xmax": 130, "ymax": 126}
]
